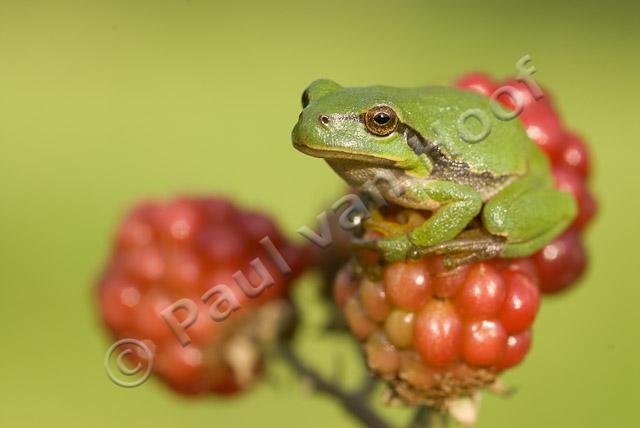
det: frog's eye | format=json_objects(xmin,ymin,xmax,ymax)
[
  {"xmin": 301, "ymin": 89, "xmax": 310, "ymax": 108},
  {"xmin": 364, "ymin": 106, "xmax": 398, "ymax": 137}
]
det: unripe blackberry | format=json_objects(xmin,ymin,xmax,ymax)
[
  {"xmin": 97, "ymin": 196, "xmax": 312, "ymax": 395},
  {"xmin": 560, "ymin": 132, "xmax": 590, "ymax": 179},
  {"xmin": 454, "ymin": 72, "xmax": 497, "ymax": 97},
  {"xmin": 552, "ymin": 165, "xmax": 597, "ymax": 232},
  {"xmin": 532, "ymin": 230, "xmax": 586, "ymax": 294},
  {"xmin": 335, "ymin": 255, "xmax": 539, "ymax": 408}
]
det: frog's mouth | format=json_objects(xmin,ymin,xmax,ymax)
[{"xmin": 293, "ymin": 143, "xmax": 397, "ymax": 167}]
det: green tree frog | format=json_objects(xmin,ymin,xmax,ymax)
[{"xmin": 292, "ymin": 79, "xmax": 577, "ymax": 265}]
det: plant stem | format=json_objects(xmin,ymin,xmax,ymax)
[
  {"xmin": 278, "ymin": 340, "xmax": 392, "ymax": 428},
  {"xmin": 408, "ymin": 406, "xmax": 447, "ymax": 428}
]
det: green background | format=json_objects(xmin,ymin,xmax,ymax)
[{"xmin": 1, "ymin": 1, "xmax": 638, "ymax": 426}]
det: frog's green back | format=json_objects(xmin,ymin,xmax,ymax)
[{"xmin": 397, "ymin": 86, "xmax": 533, "ymax": 176}]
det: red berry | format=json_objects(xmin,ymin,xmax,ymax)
[
  {"xmin": 358, "ymin": 230, "xmax": 384, "ymax": 267},
  {"xmin": 99, "ymin": 277, "xmax": 140, "ymax": 331},
  {"xmin": 414, "ymin": 300, "xmax": 462, "ymax": 367},
  {"xmin": 519, "ymin": 103, "xmax": 566, "ymax": 162},
  {"xmin": 427, "ymin": 256, "xmax": 470, "ymax": 298},
  {"xmin": 552, "ymin": 165, "xmax": 595, "ymax": 230},
  {"xmin": 496, "ymin": 330, "xmax": 532, "ymax": 370},
  {"xmin": 461, "ymin": 320, "xmax": 507, "ymax": 366},
  {"xmin": 533, "ymin": 230, "xmax": 587, "ymax": 294},
  {"xmin": 239, "ymin": 210, "xmax": 284, "ymax": 246},
  {"xmin": 499, "ymin": 271, "xmax": 540, "ymax": 333},
  {"xmin": 365, "ymin": 332, "xmax": 401, "ymax": 378},
  {"xmin": 164, "ymin": 249, "xmax": 203, "ymax": 291},
  {"xmin": 155, "ymin": 343, "xmax": 208, "ymax": 394},
  {"xmin": 360, "ymin": 278, "xmax": 392, "ymax": 322},
  {"xmin": 560, "ymin": 133, "xmax": 590, "ymax": 178},
  {"xmin": 399, "ymin": 351, "xmax": 437, "ymax": 389},
  {"xmin": 552, "ymin": 165, "xmax": 583, "ymax": 200},
  {"xmin": 117, "ymin": 203, "xmax": 156, "ymax": 249},
  {"xmin": 383, "ymin": 260, "xmax": 431, "ymax": 310},
  {"xmin": 203, "ymin": 268, "xmax": 248, "ymax": 304},
  {"xmin": 333, "ymin": 265, "xmax": 356, "ymax": 308},
  {"xmin": 384, "ymin": 309, "xmax": 415, "ymax": 349},
  {"xmin": 574, "ymin": 190, "xmax": 597, "ymax": 231},
  {"xmin": 123, "ymin": 246, "xmax": 165, "ymax": 284},
  {"xmin": 454, "ymin": 263, "xmax": 506, "ymax": 320},
  {"xmin": 131, "ymin": 292, "xmax": 176, "ymax": 344},
  {"xmin": 455, "ymin": 72, "xmax": 496, "ymax": 97},
  {"xmin": 155, "ymin": 199, "xmax": 201, "ymax": 243},
  {"xmin": 498, "ymin": 258, "xmax": 539, "ymax": 287},
  {"xmin": 496, "ymin": 78, "xmax": 549, "ymax": 111},
  {"xmin": 344, "ymin": 296, "xmax": 378, "ymax": 340},
  {"xmin": 197, "ymin": 224, "xmax": 247, "ymax": 266},
  {"xmin": 200, "ymin": 198, "xmax": 238, "ymax": 223},
  {"xmin": 178, "ymin": 302, "xmax": 218, "ymax": 345}
]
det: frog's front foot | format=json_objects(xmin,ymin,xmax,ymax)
[{"xmin": 351, "ymin": 234, "xmax": 412, "ymax": 262}]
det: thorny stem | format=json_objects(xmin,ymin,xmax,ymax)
[{"xmin": 278, "ymin": 340, "xmax": 392, "ymax": 428}]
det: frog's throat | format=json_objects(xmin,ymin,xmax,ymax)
[{"xmin": 398, "ymin": 122, "xmax": 517, "ymax": 198}]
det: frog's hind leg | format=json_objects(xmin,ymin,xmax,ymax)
[
  {"xmin": 408, "ymin": 229, "xmax": 506, "ymax": 268},
  {"xmin": 481, "ymin": 175, "xmax": 577, "ymax": 258}
]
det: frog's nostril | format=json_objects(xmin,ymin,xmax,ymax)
[{"xmin": 319, "ymin": 115, "xmax": 330, "ymax": 125}]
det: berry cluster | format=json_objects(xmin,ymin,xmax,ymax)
[
  {"xmin": 97, "ymin": 197, "xmax": 311, "ymax": 395},
  {"xmin": 335, "ymin": 255, "xmax": 538, "ymax": 407},
  {"xmin": 333, "ymin": 74, "xmax": 596, "ymax": 407}
]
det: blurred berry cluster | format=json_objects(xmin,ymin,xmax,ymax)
[{"xmin": 97, "ymin": 197, "xmax": 311, "ymax": 395}]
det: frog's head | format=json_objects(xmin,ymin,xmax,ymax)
[{"xmin": 292, "ymin": 79, "xmax": 429, "ymax": 178}]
